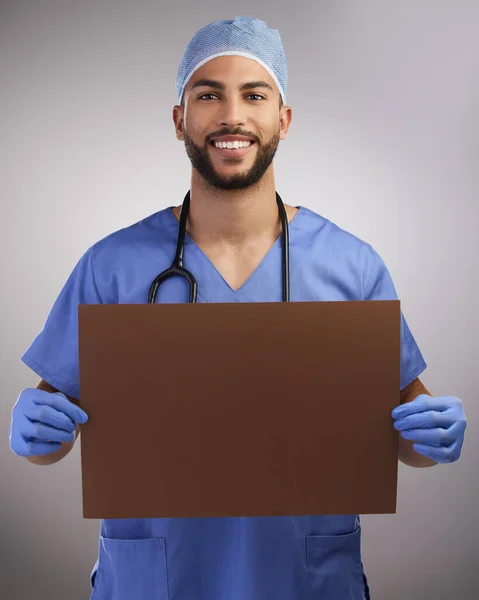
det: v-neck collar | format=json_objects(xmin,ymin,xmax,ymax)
[{"xmin": 164, "ymin": 205, "xmax": 305, "ymax": 302}]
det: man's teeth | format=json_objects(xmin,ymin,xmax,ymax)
[{"xmin": 214, "ymin": 140, "xmax": 253, "ymax": 149}]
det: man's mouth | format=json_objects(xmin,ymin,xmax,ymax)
[{"xmin": 210, "ymin": 139, "xmax": 256, "ymax": 158}]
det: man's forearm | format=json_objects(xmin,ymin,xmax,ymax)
[{"xmin": 397, "ymin": 378, "xmax": 438, "ymax": 468}]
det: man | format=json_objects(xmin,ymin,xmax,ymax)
[{"xmin": 9, "ymin": 16, "xmax": 467, "ymax": 600}]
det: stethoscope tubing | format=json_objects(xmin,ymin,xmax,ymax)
[{"xmin": 148, "ymin": 190, "xmax": 290, "ymax": 303}]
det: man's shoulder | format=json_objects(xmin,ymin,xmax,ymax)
[
  {"xmin": 89, "ymin": 207, "xmax": 174, "ymax": 257},
  {"xmin": 299, "ymin": 205, "xmax": 372, "ymax": 255}
]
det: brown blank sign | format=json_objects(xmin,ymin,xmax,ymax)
[{"xmin": 78, "ymin": 300, "xmax": 400, "ymax": 519}]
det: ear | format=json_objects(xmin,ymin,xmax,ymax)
[
  {"xmin": 173, "ymin": 105, "xmax": 185, "ymax": 141},
  {"xmin": 279, "ymin": 106, "xmax": 292, "ymax": 141}
]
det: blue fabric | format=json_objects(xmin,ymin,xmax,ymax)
[
  {"xmin": 176, "ymin": 16, "xmax": 287, "ymax": 105},
  {"xmin": 21, "ymin": 205, "xmax": 427, "ymax": 600}
]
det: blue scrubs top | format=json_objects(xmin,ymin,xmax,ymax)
[{"xmin": 21, "ymin": 205, "xmax": 427, "ymax": 600}]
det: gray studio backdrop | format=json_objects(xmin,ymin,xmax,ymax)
[{"xmin": 1, "ymin": 1, "xmax": 478, "ymax": 599}]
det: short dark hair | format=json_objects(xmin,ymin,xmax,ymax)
[{"xmin": 180, "ymin": 95, "xmax": 284, "ymax": 109}]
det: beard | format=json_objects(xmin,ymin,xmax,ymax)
[{"xmin": 183, "ymin": 128, "xmax": 281, "ymax": 191}]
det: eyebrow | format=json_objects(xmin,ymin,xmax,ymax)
[{"xmin": 190, "ymin": 79, "xmax": 274, "ymax": 93}]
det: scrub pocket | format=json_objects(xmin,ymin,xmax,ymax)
[
  {"xmin": 90, "ymin": 536, "xmax": 169, "ymax": 600},
  {"xmin": 306, "ymin": 526, "xmax": 367, "ymax": 600}
]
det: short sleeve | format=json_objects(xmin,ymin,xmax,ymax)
[
  {"xmin": 363, "ymin": 243, "xmax": 427, "ymax": 391},
  {"xmin": 21, "ymin": 245, "xmax": 103, "ymax": 399}
]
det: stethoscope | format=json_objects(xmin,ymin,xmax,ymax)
[{"xmin": 148, "ymin": 189, "xmax": 290, "ymax": 304}]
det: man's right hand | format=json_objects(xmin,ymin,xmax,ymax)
[{"xmin": 9, "ymin": 387, "xmax": 89, "ymax": 457}]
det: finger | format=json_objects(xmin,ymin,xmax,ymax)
[
  {"xmin": 412, "ymin": 440, "xmax": 460, "ymax": 464},
  {"xmin": 24, "ymin": 403, "xmax": 76, "ymax": 433},
  {"xmin": 12, "ymin": 438, "xmax": 62, "ymax": 457},
  {"xmin": 393, "ymin": 411, "xmax": 453, "ymax": 431},
  {"xmin": 392, "ymin": 395, "xmax": 449, "ymax": 419},
  {"xmin": 22, "ymin": 419, "xmax": 76, "ymax": 444},
  {"xmin": 32, "ymin": 389, "xmax": 88, "ymax": 424},
  {"xmin": 400, "ymin": 427, "xmax": 456, "ymax": 447}
]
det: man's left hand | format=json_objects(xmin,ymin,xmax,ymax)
[{"xmin": 391, "ymin": 395, "xmax": 467, "ymax": 464}]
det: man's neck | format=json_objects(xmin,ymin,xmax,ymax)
[{"xmin": 183, "ymin": 171, "xmax": 282, "ymax": 248}]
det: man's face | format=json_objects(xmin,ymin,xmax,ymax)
[{"xmin": 174, "ymin": 56, "xmax": 290, "ymax": 191}]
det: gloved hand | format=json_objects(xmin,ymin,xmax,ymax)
[
  {"xmin": 9, "ymin": 387, "xmax": 89, "ymax": 457},
  {"xmin": 391, "ymin": 394, "xmax": 467, "ymax": 463}
]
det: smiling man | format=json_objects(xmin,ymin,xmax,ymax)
[
  {"xmin": 179, "ymin": 56, "xmax": 285, "ymax": 194},
  {"xmin": 10, "ymin": 15, "xmax": 466, "ymax": 600},
  {"xmin": 171, "ymin": 43, "xmax": 297, "ymax": 288}
]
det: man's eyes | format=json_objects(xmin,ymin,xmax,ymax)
[{"xmin": 198, "ymin": 93, "xmax": 265, "ymax": 101}]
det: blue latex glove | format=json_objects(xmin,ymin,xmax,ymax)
[
  {"xmin": 9, "ymin": 388, "xmax": 89, "ymax": 457},
  {"xmin": 391, "ymin": 394, "xmax": 467, "ymax": 463}
]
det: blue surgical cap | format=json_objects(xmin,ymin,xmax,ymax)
[{"xmin": 176, "ymin": 16, "xmax": 287, "ymax": 106}]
